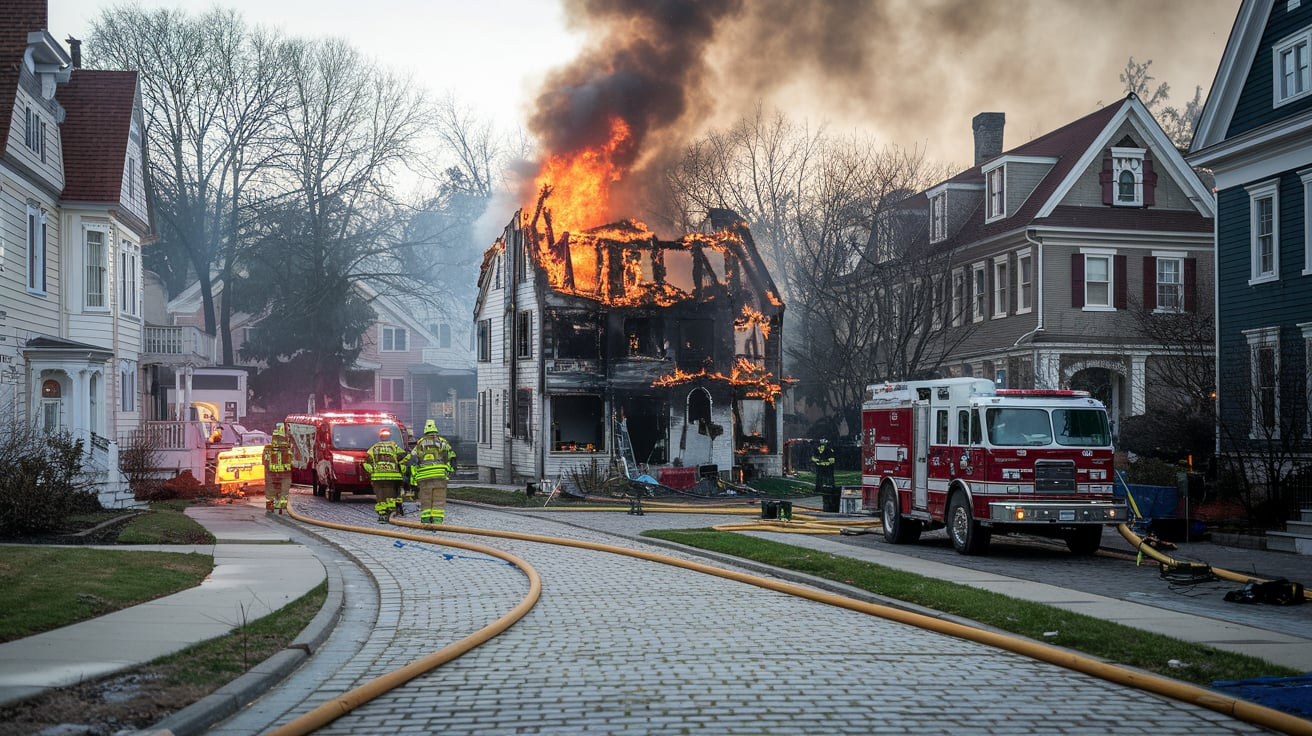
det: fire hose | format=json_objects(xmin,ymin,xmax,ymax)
[{"xmin": 266, "ymin": 499, "xmax": 1311, "ymax": 736}]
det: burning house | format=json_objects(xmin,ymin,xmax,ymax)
[{"xmin": 472, "ymin": 205, "xmax": 787, "ymax": 490}]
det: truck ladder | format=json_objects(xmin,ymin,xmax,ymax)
[{"xmin": 614, "ymin": 414, "xmax": 639, "ymax": 479}]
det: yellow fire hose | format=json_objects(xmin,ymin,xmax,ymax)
[
  {"xmin": 1118, "ymin": 523, "xmax": 1312, "ymax": 603},
  {"xmin": 267, "ymin": 503, "xmax": 543, "ymax": 736},
  {"xmin": 273, "ymin": 501, "xmax": 1311, "ymax": 735}
]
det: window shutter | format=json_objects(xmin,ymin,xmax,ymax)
[
  {"xmin": 1100, "ymin": 158, "xmax": 1113, "ymax": 205},
  {"xmin": 1142, "ymin": 256, "xmax": 1157, "ymax": 310},
  {"xmin": 1184, "ymin": 257, "xmax": 1197, "ymax": 312},
  {"xmin": 1071, "ymin": 254, "xmax": 1084, "ymax": 307},
  {"xmin": 1009, "ymin": 255, "xmax": 1018, "ymax": 314},
  {"xmin": 1114, "ymin": 254, "xmax": 1127, "ymax": 309},
  {"xmin": 1143, "ymin": 158, "xmax": 1157, "ymax": 207}
]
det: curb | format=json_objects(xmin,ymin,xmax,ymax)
[{"xmin": 136, "ymin": 519, "xmax": 350, "ymax": 736}]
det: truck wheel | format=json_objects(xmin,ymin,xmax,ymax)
[
  {"xmin": 881, "ymin": 485, "xmax": 921, "ymax": 544},
  {"xmin": 1065, "ymin": 526, "xmax": 1102, "ymax": 556},
  {"xmin": 948, "ymin": 493, "xmax": 990, "ymax": 555}
]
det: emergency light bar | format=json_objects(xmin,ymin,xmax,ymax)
[{"xmin": 995, "ymin": 389, "xmax": 1091, "ymax": 398}]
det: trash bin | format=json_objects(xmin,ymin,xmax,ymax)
[
  {"xmin": 779, "ymin": 501, "xmax": 793, "ymax": 520},
  {"xmin": 760, "ymin": 500, "xmax": 779, "ymax": 520}
]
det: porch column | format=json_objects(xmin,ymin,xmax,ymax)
[{"xmin": 1130, "ymin": 353, "xmax": 1147, "ymax": 416}]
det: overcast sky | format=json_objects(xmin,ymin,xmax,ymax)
[{"xmin": 50, "ymin": 0, "xmax": 1241, "ymax": 173}]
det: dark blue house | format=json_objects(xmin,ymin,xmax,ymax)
[{"xmin": 1190, "ymin": 1, "xmax": 1312, "ymax": 492}]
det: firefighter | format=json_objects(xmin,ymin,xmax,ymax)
[
  {"xmin": 410, "ymin": 419, "xmax": 455, "ymax": 524},
  {"xmin": 262, "ymin": 425, "xmax": 293, "ymax": 513},
  {"xmin": 811, "ymin": 438, "xmax": 836, "ymax": 495},
  {"xmin": 364, "ymin": 428, "xmax": 407, "ymax": 522}
]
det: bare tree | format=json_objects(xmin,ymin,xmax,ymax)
[{"xmin": 1116, "ymin": 56, "xmax": 1204, "ymax": 151}]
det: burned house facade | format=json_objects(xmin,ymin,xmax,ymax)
[{"xmin": 473, "ymin": 208, "xmax": 786, "ymax": 488}]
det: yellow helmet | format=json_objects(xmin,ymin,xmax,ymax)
[
  {"xmin": 273, "ymin": 423, "xmax": 286, "ymax": 438},
  {"xmin": 424, "ymin": 420, "xmax": 437, "ymax": 435}
]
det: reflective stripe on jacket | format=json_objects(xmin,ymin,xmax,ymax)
[
  {"xmin": 410, "ymin": 435, "xmax": 454, "ymax": 480},
  {"xmin": 263, "ymin": 440, "xmax": 293, "ymax": 473},
  {"xmin": 364, "ymin": 441, "xmax": 406, "ymax": 481}
]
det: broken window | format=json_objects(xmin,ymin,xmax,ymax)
[
  {"xmin": 547, "ymin": 310, "xmax": 601, "ymax": 359},
  {"xmin": 550, "ymin": 394, "xmax": 604, "ymax": 452},
  {"xmin": 686, "ymin": 387, "xmax": 721, "ymax": 438},
  {"xmin": 624, "ymin": 317, "xmax": 666, "ymax": 358},
  {"xmin": 735, "ymin": 399, "xmax": 769, "ymax": 454},
  {"xmin": 517, "ymin": 310, "xmax": 533, "ymax": 358},
  {"xmin": 477, "ymin": 319, "xmax": 491, "ymax": 362},
  {"xmin": 676, "ymin": 319, "xmax": 714, "ymax": 370},
  {"xmin": 514, "ymin": 388, "xmax": 531, "ymax": 439}
]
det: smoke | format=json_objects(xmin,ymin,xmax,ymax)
[{"xmin": 528, "ymin": 0, "xmax": 1236, "ymax": 217}]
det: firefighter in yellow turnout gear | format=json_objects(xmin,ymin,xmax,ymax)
[
  {"xmin": 262, "ymin": 425, "xmax": 293, "ymax": 513},
  {"xmin": 364, "ymin": 428, "xmax": 408, "ymax": 522},
  {"xmin": 410, "ymin": 420, "xmax": 455, "ymax": 524}
]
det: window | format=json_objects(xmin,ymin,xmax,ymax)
[
  {"xmin": 1244, "ymin": 327, "xmax": 1280, "ymax": 438},
  {"xmin": 1247, "ymin": 180, "xmax": 1279, "ymax": 283},
  {"xmin": 127, "ymin": 158, "xmax": 136, "ymax": 198},
  {"xmin": 957, "ymin": 409, "xmax": 981, "ymax": 444},
  {"xmin": 1156, "ymin": 256, "xmax": 1184, "ymax": 312},
  {"xmin": 935, "ymin": 409, "xmax": 949, "ymax": 444},
  {"xmin": 381, "ymin": 326, "xmax": 408, "ymax": 352},
  {"xmin": 478, "ymin": 390, "xmax": 491, "ymax": 444},
  {"xmin": 1083, "ymin": 253, "xmax": 1112, "ymax": 308},
  {"xmin": 972, "ymin": 263, "xmax": 986, "ymax": 321},
  {"xmin": 986, "ymin": 166, "xmax": 1006, "ymax": 220},
  {"xmin": 24, "ymin": 106, "xmax": 45, "ymax": 161},
  {"xmin": 516, "ymin": 310, "xmax": 532, "ymax": 358},
  {"xmin": 514, "ymin": 388, "xmax": 531, "ymax": 439},
  {"xmin": 992, "ymin": 256, "xmax": 1008, "ymax": 318},
  {"xmin": 477, "ymin": 319, "xmax": 491, "ymax": 362},
  {"xmin": 1017, "ymin": 249, "xmax": 1033, "ymax": 313},
  {"xmin": 26, "ymin": 205, "xmax": 46, "ymax": 294},
  {"xmin": 952, "ymin": 270, "xmax": 965, "ymax": 326},
  {"xmin": 1111, "ymin": 147, "xmax": 1146, "ymax": 206},
  {"xmin": 120, "ymin": 361, "xmax": 136, "ymax": 412},
  {"xmin": 379, "ymin": 377, "xmax": 405, "ymax": 402},
  {"xmin": 85, "ymin": 228, "xmax": 107, "ymax": 309},
  {"xmin": 119, "ymin": 241, "xmax": 139, "ymax": 315},
  {"xmin": 1275, "ymin": 30, "xmax": 1312, "ymax": 105},
  {"xmin": 930, "ymin": 192, "xmax": 947, "ymax": 242}
]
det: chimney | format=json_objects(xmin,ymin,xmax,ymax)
[
  {"xmin": 66, "ymin": 37, "xmax": 81, "ymax": 68},
  {"xmin": 972, "ymin": 112, "xmax": 1005, "ymax": 166}
]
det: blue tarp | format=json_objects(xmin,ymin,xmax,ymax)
[
  {"xmin": 1212, "ymin": 675, "xmax": 1312, "ymax": 718},
  {"xmin": 1114, "ymin": 482, "xmax": 1178, "ymax": 520}
]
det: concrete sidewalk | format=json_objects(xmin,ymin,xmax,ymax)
[{"xmin": 0, "ymin": 502, "xmax": 326, "ymax": 707}]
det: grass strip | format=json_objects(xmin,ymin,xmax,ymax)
[
  {"xmin": 641, "ymin": 528, "xmax": 1301, "ymax": 687},
  {"xmin": 149, "ymin": 580, "xmax": 329, "ymax": 685},
  {"xmin": 0, "ymin": 547, "xmax": 213, "ymax": 642}
]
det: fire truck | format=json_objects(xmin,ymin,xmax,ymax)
[
  {"xmin": 861, "ymin": 378, "xmax": 1126, "ymax": 555},
  {"xmin": 284, "ymin": 411, "xmax": 409, "ymax": 502}
]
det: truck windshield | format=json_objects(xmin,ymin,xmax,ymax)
[
  {"xmin": 984, "ymin": 408, "xmax": 1053, "ymax": 446},
  {"xmin": 332, "ymin": 423, "xmax": 402, "ymax": 451},
  {"xmin": 1052, "ymin": 409, "xmax": 1111, "ymax": 447}
]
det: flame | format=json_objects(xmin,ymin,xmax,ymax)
[
  {"xmin": 532, "ymin": 116, "xmax": 633, "ymax": 235},
  {"xmin": 736, "ymin": 305, "xmax": 772, "ymax": 340},
  {"xmin": 651, "ymin": 358, "xmax": 788, "ymax": 405}
]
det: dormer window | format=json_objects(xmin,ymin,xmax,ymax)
[
  {"xmin": 930, "ymin": 192, "xmax": 947, "ymax": 242},
  {"xmin": 985, "ymin": 166, "xmax": 1006, "ymax": 221},
  {"xmin": 1110, "ymin": 147, "xmax": 1146, "ymax": 207},
  {"xmin": 1274, "ymin": 28, "xmax": 1312, "ymax": 106}
]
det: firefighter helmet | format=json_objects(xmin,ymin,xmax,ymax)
[
  {"xmin": 273, "ymin": 423, "xmax": 285, "ymax": 438},
  {"xmin": 379, "ymin": 428, "xmax": 392, "ymax": 439},
  {"xmin": 424, "ymin": 420, "xmax": 437, "ymax": 435}
]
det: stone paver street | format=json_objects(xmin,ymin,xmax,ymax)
[{"xmin": 214, "ymin": 490, "xmax": 1275, "ymax": 735}]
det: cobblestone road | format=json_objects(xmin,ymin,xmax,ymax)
[{"xmin": 217, "ymin": 490, "xmax": 1274, "ymax": 735}]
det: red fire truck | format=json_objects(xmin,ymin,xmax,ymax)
[
  {"xmin": 284, "ymin": 411, "xmax": 409, "ymax": 502},
  {"xmin": 861, "ymin": 378, "xmax": 1126, "ymax": 555}
]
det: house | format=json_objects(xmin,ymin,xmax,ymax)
[
  {"xmin": 147, "ymin": 277, "xmax": 477, "ymax": 454},
  {"xmin": 1189, "ymin": 0, "xmax": 1312, "ymax": 463},
  {"xmin": 0, "ymin": 3, "xmax": 150, "ymax": 507},
  {"xmin": 882, "ymin": 99, "xmax": 1215, "ymax": 432},
  {"xmin": 472, "ymin": 208, "xmax": 787, "ymax": 489}
]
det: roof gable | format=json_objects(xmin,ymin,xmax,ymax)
[
  {"xmin": 0, "ymin": 1, "xmax": 50, "ymax": 151},
  {"xmin": 57, "ymin": 69, "xmax": 138, "ymax": 203},
  {"xmin": 1193, "ymin": 0, "xmax": 1280, "ymax": 151}
]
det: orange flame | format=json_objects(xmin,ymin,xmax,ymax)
[
  {"xmin": 651, "ymin": 358, "xmax": 788, "ymax": 405},
  {"xmin": 736, "ymin": 305, "xmax": 772, "ymax": 340},
  {"xmin": 532, "ymin": 116, "xmax": 632, "ymax": 235}
]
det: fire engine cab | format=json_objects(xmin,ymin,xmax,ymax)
[
  {"xmin": 861, "ymin": 378, "xmax": 1126, "ymax": 555},
  {"xmin": 284, "ymin": 411, "xmax": 408, "ymax": 502}
]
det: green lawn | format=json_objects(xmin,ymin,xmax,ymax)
[
  {"xmin": 641, "ymin": 528, "xmax": 1300, "ymax": 687},
  {"xmin": 0, "ymin": 547, "xmax": 213, "ymax": 641}
]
